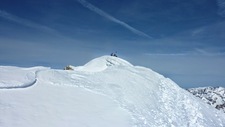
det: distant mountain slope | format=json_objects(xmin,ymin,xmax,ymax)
[
  {"xmin": 187, "ymin": 87, "xmax": 225, "ymax": 113},
  {"xmin": 0, "ymin": 56, "xmax": 225, "ymax": 127}
]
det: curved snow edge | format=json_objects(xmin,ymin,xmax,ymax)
[
  {"xmin": 0, "ymin": 79, "xmax": 37, "ymax": 89},
  {"xmin": 0, "ymin": 66, "xmax": 50, "ymax": 89}
]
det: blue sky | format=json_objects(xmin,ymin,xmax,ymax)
[{"xmin": 0, "ymin": 0, "xmax": 225, "ymax": 88}]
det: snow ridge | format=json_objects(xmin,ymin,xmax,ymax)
[
  {"xmin": 60, "ymin": 56, "xmax": 225, "ymax": 126},
  {"xmin": 1, "ymin": 56, "xmax": 225, "ymax": 127},
  {"xmin": 0, "ymin": 66, "xmax": 49, "ymax": 89},
  {"xmin": 70, "ymin": 56, "xmax": 133, "ymax": 72}
]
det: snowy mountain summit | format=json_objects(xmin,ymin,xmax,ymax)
[
  {"xmin": 0, "ymin": 56, "xmax": 225, "ymax": 127},
  {"xmin": 188, "ymin": 87, "xmax": 225, "ymax": 113}
]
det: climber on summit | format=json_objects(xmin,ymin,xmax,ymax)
[{"xmin": 110, "ymin": 52, "xmax": 117, "ymax": 57}]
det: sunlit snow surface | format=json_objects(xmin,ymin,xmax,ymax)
[
  {"xmin": 0, "ymin": 56, "xmax": 225, "ymax": 127},
  {"xmin": 0, "ymin": 66, "xmax": 48, "ymax": 88}
]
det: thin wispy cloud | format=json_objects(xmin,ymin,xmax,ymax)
[
  {"xmin": 144, "ymin": 48, "xmax": 225, "ymax": 56},
  {"xmin": 76, "ymin": 0, "xmax": 153, "ymax": 39},
  {"xmin": 194, "ymin": 48, "xmax": 225, "ymax": 56},
  {"xmin": 217, "ymin": 0, "xmax": 225, "ymax": 17},
  {"xmin": 145, "ymin": 53, "xmax": 186, "ymax": 56},
  {"xmin": 0, "ymin": 10, "xmax": 57, "ymax": 34}
]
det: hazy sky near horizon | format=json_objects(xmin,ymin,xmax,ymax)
[{"xmin": 0, "ymin": 0, "xmax": 225, "ymax": 88}]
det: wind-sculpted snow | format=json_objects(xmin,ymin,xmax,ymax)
[
  {"xmin": 0, "ymin": 66, "xmax": 49, "ymax": 89},
  {"xmin": 0, "ymin": 56, "xmax": 225, "ymax": 127},
  {"xmin": 70, "ymin": 56, "xmax": 133, "ymax": 72}
]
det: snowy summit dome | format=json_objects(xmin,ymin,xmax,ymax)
[
  {"xmin": 73, "ymin": 55, "xmax": 133, "ymax": 72},
  {"xmin": 1, "ymin": 56, "xmax": 225, "ymax": 127}
]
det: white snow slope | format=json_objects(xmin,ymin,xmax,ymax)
[{"xmin": 0, "ymin": 56, "xmax": 225, "ymax": 127}]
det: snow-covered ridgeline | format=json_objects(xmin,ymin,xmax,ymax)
[{"xmin": 0, "ymin": 56, "xmax": 225, "ymax": 127}]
